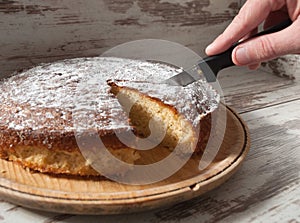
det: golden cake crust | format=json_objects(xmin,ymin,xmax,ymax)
[{"xmin": 0, "ymin": 57, "xmax": 219, "ymax": 176}]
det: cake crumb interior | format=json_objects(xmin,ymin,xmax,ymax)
[{"xmin": 109, "ymin": 81, "xmax": 196, "ymax": 153}]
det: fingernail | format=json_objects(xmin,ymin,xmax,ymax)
[
  {"xmin": 235, "ymin": 46, "xmax": 251, "ymax": 65},
  {"xmin": 205, "ymin": 43, "xmax": 214, "ymax": 54}
]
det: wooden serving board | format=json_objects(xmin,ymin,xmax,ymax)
[{"xmin": 0, "ymin": 105, "xmax": 250, "ymax": 215}]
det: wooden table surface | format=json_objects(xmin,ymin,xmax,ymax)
[{"xmin": 0, "ymin": 65, "xmax": 299, "ymax": 223}]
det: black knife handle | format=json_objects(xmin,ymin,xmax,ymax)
[{"xmin": 199, "ymin": 19, "xmax": 293, "ymax": 82}]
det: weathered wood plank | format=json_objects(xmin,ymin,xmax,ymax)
[
  {"xmin": 0, "ymin": 0, "xmax": 240, "ymax": 77},
  {"xmin": 261, "ymin": 55, "xmax": 300, "ymax": 80},
  {"xmin": 219, "ymin": 66, "xmax": 300, "ymax": 113},
  {"xmin": 1, "ymin": 0, "xmax": 299, "ymax": 81}
]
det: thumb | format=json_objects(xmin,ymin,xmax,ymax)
[{"xmin": 232, "ymin": 18, "xmax": 300, "ymax": 66}]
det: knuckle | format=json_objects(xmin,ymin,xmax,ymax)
[
  {"xmin": 232, "ymin": 14, "xmax": 249, "ymax": 31},
  {"xmin": 255, "ymin": 37, "xmax": 277, "ymax": 60}
]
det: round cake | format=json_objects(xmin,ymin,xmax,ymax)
[{"xmin": 0, "ymin": 57, "xmax": 220, "ymax": 176}]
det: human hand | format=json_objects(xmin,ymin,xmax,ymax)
[{"xmin": 205, "ymin": 0, "xmax": 300, "ymax": 70}]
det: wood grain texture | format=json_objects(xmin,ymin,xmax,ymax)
[
  {"xmin": 0, "ymin": 0, "xmax": 241, "ymax": 78},
  {"xmin": 218, "ymin": 66, "xmax": 300, "ymax": 113},
  {"xmin": 261, "ymin": 55, "xmax": 300, "ymax": 80},
  {"xmin": 1, "ymin": 0, "xmax": 299, "ymax": 81}
]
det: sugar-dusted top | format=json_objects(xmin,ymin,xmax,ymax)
[{"xmin": 0, "ymin": 57, "xmax": 219, "ymax": 133}]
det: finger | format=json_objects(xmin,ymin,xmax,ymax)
[
  {"xmin": 240, "ymin": 27, "xmax": 258, "ymax": 42},
  {"xmin": 286, "ymin": 0, "xmax": 300, "ymax": 20},
  {"xmin": 264, "ymin": 10, "xmax": 290, "ymax": 29},
  {"xmin": 232, "ymin": 17, "xmax": 300, "ymax": 66},
  {"xmin": 248, "ymin": 63, "xmax": 261, "ymax": 70},
  {"xmin": 206, "ymin": 0, "xmax": 286, "ymax": 56}
]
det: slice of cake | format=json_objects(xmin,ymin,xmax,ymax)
[{"xmin": 108, "ymin": 80, "xmax": 198, "ymax": 153}]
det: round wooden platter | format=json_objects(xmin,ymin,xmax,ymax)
[{"xmin": 0, "ymin": 105, "xmax": 250, "ymax": 215}]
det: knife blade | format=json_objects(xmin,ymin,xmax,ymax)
[
  {"xmin": 164, "ymin": 59, "xmax": 217, "ymax": 86},
  {"xmin": 164, "ymin": 19, "xmax": 292, "ymax": 86}
]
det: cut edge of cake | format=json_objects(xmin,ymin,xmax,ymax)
[{"xmin": 0, "ymin": 78, "xmax": 214, "ymax": 177}]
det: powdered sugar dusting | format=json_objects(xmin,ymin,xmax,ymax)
[
  {"xmin": 110, "ymin": 80, "xmax": 219, "ymax": 127},
  {"xmin": 0, "ymin": 57, "xmax": 219, "ymax": 132}
]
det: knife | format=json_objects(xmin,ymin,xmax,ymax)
[{"xmin": 165, "ymin": 19, "xmax": 293, "ymax": 86}]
